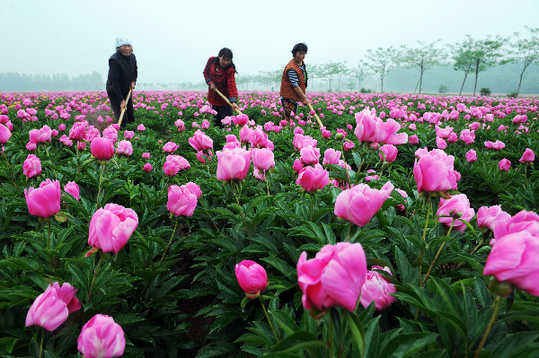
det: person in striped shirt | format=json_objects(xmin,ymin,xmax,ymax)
[{"xmin": 279, "ymin": 43, "xmax": 310, "ymax": 120}]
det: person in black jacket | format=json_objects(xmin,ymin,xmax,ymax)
[{"xmin": 106, "ymin": 38, "xmax": 137, "ymax": 127}]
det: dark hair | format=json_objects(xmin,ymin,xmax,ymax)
[
  {"xmin": 218, "ymin": 47, "xmax": 237, "ymax": 72},
  {"xmin": 292, "ymin": 43, "xmax": 308, "ymax": 56}
]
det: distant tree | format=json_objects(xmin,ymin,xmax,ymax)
[
  {"xmin": 469, "ymin": 35, "xmax": 507, "ymax": 95},
  {"xmin": 451, "ymin": 36, "xmax": 476, "ymax": 95},
  {"xmin": 505, "ymin": 26, "xmax": 539, "ymax": 96},
  {"xmin": 364, "ymin": 46, "xmax": 399, "ymax": 92},
  {"xmin": 348, "ymin": 62, "xmax": 369, "ymax": 91},
  {"xmin": 399, "ymin": 40, "xmax": 446, "ymax": 94}
]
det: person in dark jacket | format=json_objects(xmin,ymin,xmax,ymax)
[
  {"xmin": 280, "ymin": 43, "xmax": 309, "ymax": 121},
  {"xmin": 203, "ymin": 48, "xmax": 239, "ymax": 127},
  {"xmin": 106, "ymin": 38, "xmax": 137, "ymax": 127}
]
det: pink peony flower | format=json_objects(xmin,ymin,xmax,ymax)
[
  {"xmin": 436, "ymin": 194, "xmax": 475, "ymax": 231},
  {"xmin": 519, "ymin": 148, "xmax": 535, "ymax": 163},
  {"xmin": 216, "ymin": 148, "xmax": 251, "ymax": 181},
  {"xmin": 359, "ymin": 266, "xmax": 397, "ymax": 310},
  {"xmin": 25, "ymin": 179, "xmax": 61, "ymax": 218},
  {"xmin": 413, "ymin": 148, "xmax": 459, "ymax": 193},
  {"xmin": 465, "ymin": 149, "xmax": 477, "ymax": 162},
  {"xmin": 296, "ymin": 164, "xmax": 329, "ymax": 192},
  {"xmin": 379, "ymin": 144, "xmax": 398, "ymax": 162},
  {"xmin": 64, "ymin": 181, "xmax": 80, "ymax": 201},
  {"xmin": 235, "ymin": 260, "xmax": 268, "ymax": 298},
  {"xmin": 88, "ymin": 203, "xmax": 138, "ymax": 254},
  {"xmin": 498, "ymin": 158, "xmax": 511, "ymax": 171},
  {"xmin": 77, "ymin": 314, "xmax": 125, "ymax": 358},
  {"xmin": 167, "ymin": 184, "xmax": 198, "ymax": 216},
  {"xmin": 25, "ymin": 282, "xmax": 81, "ymax": 332},
  {"xmin": 22, "ymin": 154, "xmax": 42, "ymax": 178},
  {"xmin": 297, "ymin": 242, "xmax": 367, "ymax": 312},
  {"xmin": 334, "ymin": 181, "xmax": 394, "ymax": 227}
]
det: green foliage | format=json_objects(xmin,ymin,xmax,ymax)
[{"xmin": 0, "ymin": 91, "xmax": 537, "ymax": 357}]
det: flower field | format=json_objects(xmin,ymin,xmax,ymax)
[{"xmin": 0, "ymin": 90, "xmax": 537, "ymax": 357}]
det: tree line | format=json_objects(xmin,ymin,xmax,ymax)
[
  {"xmin": 0, "ymin": 72, "xmax": 103, "ymax": 92},
  {"xmin": 235, "ymin": 26, "xmax": 538, "ymax": 96},
  {"xmin": 1, "ymin": 27, "xmax": 536, "ymax": 95}
]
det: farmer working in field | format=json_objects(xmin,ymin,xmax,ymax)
[
  {"xmin": 280, "ymin": 43, "xmax": 309, "ymax": 120},
  {"xmin": 203, "ymin": 48, "xmax": 240, "ymax": 127},
  {"xmin": 106, "ymin": 38, "xmax": 137, "ymax": 127}
]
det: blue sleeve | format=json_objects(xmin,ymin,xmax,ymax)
[{"xmin": 287, "ymin": 69, "xmax": 300, "ymax": 88}]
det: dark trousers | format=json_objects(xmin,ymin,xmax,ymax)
[
  {"xmin": 280, "ymin": 97, "xmax": 298, "ymax": 120},
  {"xmin": 212, "ymin": 105, "xmax": 232, "ymax": 127},
  {"xmin": 108, "ymin": 91, "xmax": 134, "ymax": 128}
]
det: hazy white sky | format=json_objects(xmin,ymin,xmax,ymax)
[{"xmin": 1, "ymin": 0, "xmax": 537, "ymax": 83}]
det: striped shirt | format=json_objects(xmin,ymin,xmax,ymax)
[{"xmin": 287, "ymin": 64, "xmax": 306, "ymax": 88}]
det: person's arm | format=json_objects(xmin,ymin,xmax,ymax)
[
  {"xmin": 107, "ymin": 59, "xmax": 123, "ymax": 99},
  {"xmin": 287, "ymin": 69, "xmax": 309, "ymax": 104},
  {"xmin": 227, "ymin": 69, "xmax": 238, "ymax": 103},
  {"xmin": 294, "ymin": 86, "xmax": 309, "ymax": 105},
  {"xmin": 203, "ymin": 58, "xmax": 216, "ymax": 90},
  {"xmin": 132, "ymin": 54, "xmax": 137, "ymax": 89}
]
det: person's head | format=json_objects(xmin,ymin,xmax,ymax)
[
  {"xmin": 292, "ymin": 43, "xmax": 308, "ymax": 62},
  {"xmin": 115, "ymin": 38, "xmax": 133, "ymax": 56},
  {"xmin": 218, "ymin": 48, "xmax": 235, "ymax": 70}
]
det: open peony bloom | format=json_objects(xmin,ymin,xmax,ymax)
[
  {"xmin": 90, "ymin": 137, "xmax": 115, "ymax": 161},
  {"xmin": 498, "ymin": 158, "xmax": 511, "ymax": 171},
  {"xmin": 251, "ymin": 148, "xmax": 275, "ymax": 171},
  {"xmin": 477, "ymin": 205, "xmax": 510, "ymax": 232},
  {"xmin": 297, "ymin": 242, "xmax": 367, "ymax": 313},
  {"xmin": 88, "ymin": 203, "xmax": 138, "ymax": 254},
  {"xmin": 235, "ymin": 260, "xmax": 268, "ymax": 298},
  {"xmin": 23, "ymin": 154, "xmax": 42, "ymax": 179},
  {"xmin": 300, "ymin": 146, "xmax": 320, "ymax": 165},
  {"xmin": 296, "ymin": 164, "xmax": 329, "ymax": 192},
  {"xmin": 379, "ymin": 144, "xmax": 398, "ymax": 162},
  {"xmin": 413, "ymin": 148, "xmax": 460, "ymax": 193},
  {"xmin": 216, "ymin": 147, "xmax": 251, "ymax": 181},
  {"xmin": 323, "ymin": 148, "xmax": 341, "ymax": 165},
  {"xmin": 167, "ymin": 184, "xmax": 199, "ymax": 216},
  {"xmin": 188, "ymin": 129, "xmax": 213, "ymax": 152},
  {"xmin": 436, "ymin": 194, "xmax": 475, "ymax": 231},
  {"xmin": 77, "ymin": 314, "xmax": 125, "ymax": 358},
  {"xmin": 64, "ymin": 181, "xmax": 80, "ymax": 201},
  {"xmin": 116, "ymin": 140, "xmax": 133, "ymax": 156},
  {"xmin": 465, "ymin": 149, "xmax": 477, "ymax": 162},
  {"xmin": 162, "ymin": 141, "xmax": 179, "ymax": 153},
  {"xmin": 483, "ymin": 223, "xmax": 539, "ymax": 297},
  {"xmin": 334, "ymin": 181, "xmax": 394, "ymax": 227},
  {"xmin": 163, "ymin": 154, "xmax": 190, "ymax": 176},
  {"xmin": 354, "ymin": 108, "xmax": 408, "ymax": 145},
  {"xmin": 25, "ymin": 282, "xmax": 81, "ymax": 332},
  {"xmin": 359, "ymin": 266, "xmax": 397, "ymax": 310},
  {"xmin": 24, "ymin": 179, "xmax": 61, "ymax": 218},
  {"xmin": 0, "ymin": 123, "xmax": 12, "ymax": 143},
  {"xmin": 493, "ymin": 210, "xmax": 539, "ymax": 241},
  {"xmin": 519, "ymin": 148, "xmax": 535, "ymax": 163}
]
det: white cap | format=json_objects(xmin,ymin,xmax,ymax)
[{"xmin": 115, "ymin": 38, "xmax": 131, "ymax": 48}]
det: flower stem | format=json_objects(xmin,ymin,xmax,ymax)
[
  {"xmin": 260, "ymin": 298, "xmax": 277, "ymax": 340},
  {"xmin": 39, "ymin": 330, "xmax": 44, "ymax": 358},
  {"xmin": 95, "ymin": 162, "xmax": 106, "ymax": 211},
  {"xmin": 47, "ymin": 220, "xmax": 54, "ymax": 268},
  {"xmin": 88, "ymin": 253, "xmax": 105, "ymax": 301},
  {"xmin": 327, "ymin": 311, "xmax": 336, "ymax": 358},
  {"xmin": 159, "ymin": 219, "xmax": 179, "ymax": 265},
  {"xmin": 474, "ymin": 296, "xmax": 502, "ymax": 358},
  {"xmin": 417, "ymin": 196, "xmax": 432, "ymax": 285},
  {"xmin": 265, "ymin": 173, "xmax": 270, "ymax": 196},
  {"xmin": 422, "ymin": 222, "xmax": 453, "ymax": 286}
]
